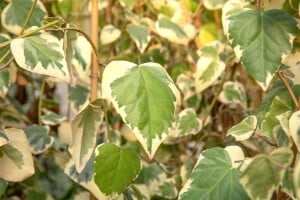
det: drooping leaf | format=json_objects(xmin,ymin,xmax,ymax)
[
  {"xmin": 69, "ymin": 99, "xmax": 103, "ymax": 172},
  {"xmin": 1, "ymin": 0, "xmax": 47, "ymax": 34},
  {"xmin": 94, "ymin": 143, "xmax": 141, "ymax": 196},
  {"xmin": 204, "ymin": 0, "xmax": 227, "ymax": 10},
  {"xmin": 41, "ymin": 112, "xmax": 66, "ymax": 126},
  {"xmin": 227, "ymin": 115, "xmax": 257, "ymax": 141},
  {"xmin": 102, "ymin": 61, "xmax": 180, "ymax": 158},
  {"xmin": 63, "ymin": 24, "xmax": 77, "ymax": 81},
  {"xmin": 100, "ymin": 24, "xmax": 121, "ymax": 45},
  {"xmin": 69, "ymin": 85, "xmax": 89, "ymax": 110},
  {"xmin": 126, "ymin": 24, "xmax": 151, "ymax": 53},
  {"xmin": 170, "ymin": 108, "xmax": 203, "ymax": 138},
  {"xmin": 289, "ymin": 110, "xmax": 300, "ymax": 151},
  {"xmin": 0, "ymin": 128, "xmax": 34, "ymax": 182},
  {"xmin": 219, "ymin": 81, "xmax": 246, "ymax": 106},
  {"xmin": 240, "ymin": 147, "xmax": 293, "ymax": 200},
  {"xmin": 11, "ymin": 32, "xmax": 70, "ymax": 82},
  {"xmin": 23, "ymin": 125, "xmax": 54, "ymax": 154},
  {"xmin": 155, "ymin": 15, "xmax": 196, "ymax": 45},
  {"xmin": 178, "ymin": 147, "xmax": 249, "ymax": 200},
  {"xmin": 227, "ymin": 9, "xmax": 298, "ymax": 90}
]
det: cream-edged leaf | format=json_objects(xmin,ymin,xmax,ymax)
[
  {"xmin": 11, "ymin": 32, "xmax": 70, "ymax": 82},
  {"xmin": 41, "ymin": 112, "xmax": 66, "ymax": 126},
  {"xmin": 282, "ymin": 52, "xmax": 300, "ymax": 85},
  {"xmin": 227, "ymin": 115, "xmax": 257, "ymax": 141},
  {"xmin": 126, "ymin": 24, "xmax": 151, "ymax": 53},
  {"xmin": 219, "ymin": 81, "xmax": 246, "ymax": 106},
  {"xmin": 0, "ymin": 128, "xmax": 34, "ymax": 182},
  {"xmin": 69, "ymin": 99, "xmax": 103, "ymax": 172},
  {"xmin": 102, "ymin": 61, "xmax": 180, "ymax": 158},
  {"xmin": 1, "ymin": 0, "xmax": 47, "ymax": 35},
  {"xmin": 100, "ymin": 25, "xmax": 121, "ymax": 45},
  {"xmin": 294, "ymin": 159, "xmax": 300, "ymax": 199},
  {"xmin": 289, "ymin": 110, "xmax": 300, "ymax": 152}
]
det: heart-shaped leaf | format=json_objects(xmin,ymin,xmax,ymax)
[
  {"xmin": 94, "ymin": 143, "xmax": 141, "ymax": 196},
  {"xmin": 227, "ymin": 9, "xmax": 298, "ymax": 90},
  {"xmin": 227, "ymin": 115, "xmax": 257, "ymax": 141},
  {"xmin": 102, "ymin": 61, "xmax": 180, "ymax": 158},
  {"xmin": 126, "ymin": 24, "xmax": 151, "ymax": 53}
]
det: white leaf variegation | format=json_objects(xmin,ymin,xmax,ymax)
[
  {"xmin": 126, "ymin": 24, "xmax": 151, "ymax": 53},
  {"xmin": 11, "ymin": 32, "xmax": 70, "ymax": 82},
  {"xmin": 102, "ymin": 61, "xmax": 180, "ymax": 158},
  {"xmin": 227, "ymin": 115, "xmax": 257, "ymax": 141},
  {"xmin": 219, "ymin": 81, "xmax": 246, "ymax": 106},
  {"xmin": 155, "ymin": 15, "xmax": 196, "ymax": 45},
  {"xmin": 0, "ymin": 128, "xmax": 34, "ymax": 182},
  {"xmin": 289, "ymin": 110, "xmax": 300, "ymax": 152},
  {"xmin": 282, "ymin": 52, "xmax": 300, "ymax": 85},
  {"xmin": 100, "ymin": 24, "xmax": 121, "ymax": 45}
]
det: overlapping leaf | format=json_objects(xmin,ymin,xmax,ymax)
[
  {"xmin": 11, "ymin": 32, "xmax": 70, "ymax": 82},
  {"xmin": 94, "ymin": 143, "xmax": 141, "ymax": 197},
  {"xmin": 0, "ymin": 128, "xmax": 34, "ymax": 182},
  {"xmin": 227, "ymin": 9, "xmax": 298, "ymax": 90},
  {"xmin": 179, "ymin": 147, "xmax": 249, "ymax": 200},
  {"xmin": 69, "ymin": 99, "xmax": 103, "ymax": 172},
  {"xmin": 240, "ymin": 148, "xmax": 293, "ymax": 200},
  {"xmin": 102, "ymin": 61, "xmax": 180, "ymax": 158}
]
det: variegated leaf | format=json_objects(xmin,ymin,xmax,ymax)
[
  {"xmin": 102, "ymin": 61, "xmax": 180, "ymax": 158},
  {"xmin": 0, "ymin": 128, "xmax": 34, "ymax": 182},
  {"xmin": 289, "ymin": 110, "xmax": 300, "ymax": 151},
  {"xmin": 41, "ymin": 112, "xmax": 66, "ymax": 126},
  {"xmin": 126, "ymin": 24, "xmax": 151, "ymax": 53},
  {"xmin": 1, "ymin": 0, "xmax": 47, "ymax": 35},
  {"xmin": 227, "ymin": 9, "xmax": 298, "ymax": 90},
  {"xmin": 11, "ymin": 32, "xmax": 70, "ymax": 82},
  {"xmin": 227, "ymin": 115, "xmax": 257, "ymax": 141},
  {"xmin": 100, "ymin": 24, "xmax": 121, "ymax": 45},
  {"xmin": 69, "ymin": 99, "xmax": 103, "ymax": 172},
  {"xmin": 204, "ymin": 0, "xmax": 227, "ymax": 10},
  {"xmin": 0, "ymin": 129, "xmax": 8, "ymax": 147},
  {"xmin": 219, "ymin": 81, "xmax": 246, "ymax": 106},
  {"xmin": 282, "ymin": 52, "xmax": 300, "ymax": 85}
]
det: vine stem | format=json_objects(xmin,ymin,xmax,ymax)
[
  {"xmin": 277, "ymin": 71, "xmax": 299, "ymax": 110},
  {"xmin": 38, "ymin": 80, "xmax": 46, "ymax": 125},
  {"xmin": 20, "ymin": 0, "xmax": 38, "ymax": 35}
]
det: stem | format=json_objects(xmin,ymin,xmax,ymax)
[
  {"xmin": 213, "ymin": 10, "xmax": 222, "ymax": 30},
  {"xmin": 19, "ymin": 0, "xmax": 38, "ymax": 35},
  {"xmin": 0, "ymin": 49, "xmax": 12, "ymax": 65},
  {"xmin": 103, "ymin": 101, "xmax": 111, "ymax": 143},
  {"xmin": 38, "ymin": 80, "xmax": 46, "ymax": 125},
  {"xmin": 90, "ymin": 0, "xmax": 99, "ymax": 101},
  {"xmin": 0, "ymin": 57, "xmax": 14, "ymax": 71},
  {"xmin": 278, "ymin": 71, "xmax": 299, "ymax": 110}
]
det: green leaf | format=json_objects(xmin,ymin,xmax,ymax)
[
  {"xmin": 1, "ymin": 0, "xmax": 47, "ymax": 34},
  {"xmin": 0, "ymin": 128, "xmax": 34, "ymax": 182},
  {"xmin": 94, "ymin": 143, "xmax": 141, "ymax": 196},
  {"xmin": 70, "ymin": 99, "xmax": 103, "ymax": 172},
  {"xmin": 228, "ymin": 9, "xmax": 298, "ymax": 90},
  {"xmin": 23, "ymin": 125, "xmax": 54, "ymax": 154},
  {"xmin": 260, "ymin": 97, "xmax": 291, "ymax": 137},
  {"xmin": 219, "ymin": 81, "xmax": 246, "ymax": 106},
  {"xmin": 11, "ymin": 32, "xmax": 70, "ymax": 82},
  {"xmin": 155, "ymin": 15, "xmax": 196, "ymax": 45},
  {"xmin": 240, "ymin": 147, "xmax": 293, "ymax": 200},
  {"xmin": 289, "ymin": 110, "xmax": 300, "ymax": 151},
  {"xmin": 0, "ymin": 179, "xmax": 7, "ymax": 197},
  {"xmin": 126, "ymin": 24, "xmax": 151, "ymax": 53},
  {"xmin": 170, "ymin": 108, "xmax": 203, "ymax": 137},
  {"xmin": 227, "ymin": 115, "xmax": 257, "ymax": 141},
  {"xmin": 69, "ymin": 85, "xmax": 89, "ymax": 110},
  {"xmin": 204, "ymin": 0, "xmax": 227, "ymax": 10},
  {"xmin": 178, "ymin": 147, "xmax": 249, "ymax": 200},
  {"xmin": 0, "ymin": 129, "xmax": 8, "ymax": 147},
  {"xmin": 0, "ymin": 34, "xmax": 10, "ymax": 66},
  {"xmin": 102, "ymin": 61, "xmax": 180, "ymax": 158},
  {"xmin": 100, "ymin": 24, "xmax": 121, "ymax": 45},
  {"xmin": 0, "ymin": 68, "xmax": 10, "ymax": 98},
  {"xmin": 41, "ymin": 112, "xmax": 66, "ymax": 126}
]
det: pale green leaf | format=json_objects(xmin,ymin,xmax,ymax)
[
  {"xmin": 170, "ymin": 108, "xmax": 203, "ymax": 137},
  {"xmin": 289, "ymin": 110, "xmax": 300, "ymax": 151},
  {"xmin": 240, "ymin": 147, "xmax": 293, "ymax": 200},
  {"xmin": 23, "ymin": 125, "xmax": 54, "ymax": 154},
  {"xmin": 94, "ymin": 143, "xmax": 141, "ymax": 196},
  {"xmin": 41, "ymin": 112, "xmax": 66, "ymax": 126},
  {"xmin": 219, "ymin": 81, "xmax": 246, "ymax": 106},
  {"xmin": 260, "ymin": 97, "xmax": 291, "ymax": 137},
  {"xmin": 204, "ymin": 0, "xmax": 227, "ymax": 10},
  {"xmin": 69, "ymin": 85, "xmax": 89, "ymax": 110},
  {"xmin": 155, "ymin": 15, "xmax": 196, "ymax": 45},
  {"xmin": 228, "ymin": 9, "xmax": 298, "ymax": 90},
  {"xmin": 282, "ymin": 171, "xmax": 296, "ymax": 199},
  {"xmin": 100, "ymin": 25, "xmax": 121, "ymax": 45},
  {"xmin": 102, "ymin": 61, "xmax": 180, "ymax": 158},
  {"xmin": 69, "ymin": 99, "xmax": 103, "ymax": 172},
  {"xmin": 119, "ymin": 0, "xmax": 135, "ymax": 9},
  {"xmin": 63, "ymin": 24, "xmax": 77, "ymax": 81},
  {"xmin": 227, "ymin": 115, "xmax": 257, "ymax": 141},
  {"xmin": 178, "ymin": 147, "xmax": 249, "ymax": 200},
  {"xmin": 294, "ymin": 159, "xmax": 300, "ymax": 199},
  {"xmin": 1, "ymin": 0, "xmax": 47, "ymax": 34},
  {"xmin": 11, "ymin": 32, "xmax": 70, "ymax": 82},
  {"xmin": 126, "ymin": 24, "xmax": 151, "ymax": 53},
  {"xmin": 0, "ymin": 129, "xmax": 8, "ymax": 147},
  {"xmin": 0, "ymin": 128, "xmax": 34, "ymax": 182}
]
